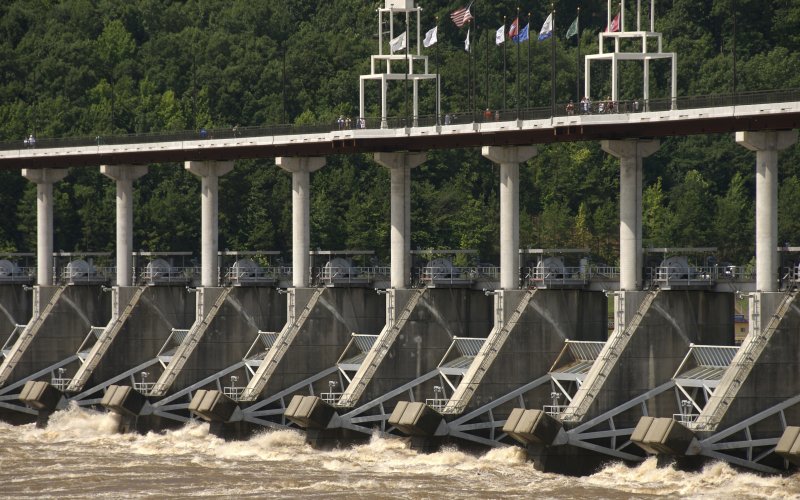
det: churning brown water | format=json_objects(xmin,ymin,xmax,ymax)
[{"xmin": 0, "ymin": 404, "xmax": 798, "ymax": 499}]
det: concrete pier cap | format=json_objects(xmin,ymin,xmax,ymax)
[
  {"xmin": 185, "ymin": 160, "xmax": 234, "ymax": 287},
  {"xmin": 373, "ymin": 152, "xmax": 427, "ymax": 289},
  {"xmin": 276, "ymin": 156, "xmax": 326, "ymax": 288},
  {"xmin": 735, "ymin": 130, "xmax": 798, "ymax": 292},
  {"xmin": 101, "ymin": 165, "xmax": 148, "ymax": 287},
  {"xmin": 600, "ymin": 139, "xmax": 660, "ymax": 291},
  {"xmin": 22, "ymin": 168, "xmax": 69, "ymax": 286},
  {"xmin": 482, "ymin": 146, "xmax": 538, "ymax": 290}
]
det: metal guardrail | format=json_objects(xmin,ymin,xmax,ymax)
[
  {"xmin": 317, "ymin": 266, "xmax": 389, "ymax": 285},
  {"xmin": 50, "ymin": 377, "xmax": 71, "ymax": 391},
  {"xmin": 426, "ymin": 398, "xmax": 448, "ymax": 412},
  {"xmin": 322, "ymin": 392, "xmax": 343, "ymax": 404},
  {"xmin": 224, "ymin": 386, "xmax": 245, "ymax": 400},
  {"xmin": 224, "ymin": 266, "xmax": 285, "ymax": 285},
  {"xmin": 673, "ymin": 412, "xmax": 699, "ymax": 424},
  {"xmin": 4, "ymin": 88, "xmax": 798, "ymax": 152},
  {"xmin": 133, "ymin": 382, "xmax": 156, "ymax": 392},
  {"xmin": 544, "ymin": 404, "xmax": 569, "ymax": 416}
]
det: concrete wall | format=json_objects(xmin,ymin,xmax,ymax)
[
  {"xmin": 82, "ymin": 286, "xmax": 194, "ymax": 388},
  {"xmin": 264, "ymin": 287, "xmax": 385, "ymax": 396},
  {"xmin": 11, "ymin": 285, "xmax": 110, "ymax": 384},
  {"xmin": 362, "ymin": 288, "xmax": 494, "ymax": 403},
  {"xmin": 173, "ymin": 287, "xmax": 286, "ymax": 389},
  {"xmin": 715, "ymin": 291, "xmax": 800, "ymax": 436},
  {"xmin": 588, "ymin": 290, "xmax": 734, "ymax": 424},
  {"xmin": 468, "ymin": 290, "xmax": 608, "ymax": 415},
  {"xmin": 0, "ymin": 285, "xmax": 32, "ymax": 336}
]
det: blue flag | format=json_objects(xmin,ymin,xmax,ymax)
[{"xmin": 513, "ymin": 23, "xmax": 529, "ymax": 43}]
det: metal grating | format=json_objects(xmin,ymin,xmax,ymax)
[
  {"xmin": 171, "ymin": 329, "xmax": 189, "ymax": 345},
  {"xmin": 453, "ymin": 337, "xmax": 486, "ymax": 357},
  {"xmin": 567, "ymin": 341, "xmax": 605, "ymax": 361},
  {"xmin": 353, "ymin": 334, "xmax": 378, "ymax": 353},
  {"xmin": 258, "ymin": 331, "xmax": 279, "ymax": 350},
  {"xmin": 691, "ymin": 345, "xmax": 738, "ymax": 367}
]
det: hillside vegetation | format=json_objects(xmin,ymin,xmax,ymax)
[{"xmin": 1, "ymin": 0, "xmax": 799, "ymax": 267}]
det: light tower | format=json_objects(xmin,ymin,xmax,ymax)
[
  {"xmin": 585, "ymin": 0, "xmax": 677, "ymax": 110},
  {"xmin": 359, "ymin": 0, "xmax": 439, "ymax": 128}
]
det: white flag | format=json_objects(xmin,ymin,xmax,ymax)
[
  {"xmin": 538, "ymin": 13, "xmax": 554, "ymax": 41},
  {"xmin": 390, "ymin": 31, "xmax": 407, "ymax": 53},
  {"xmin": 423, "ymin": 26, "xmax": 438, "ymax": 48},
  {"xmin": 464, "ymin": 28, "xmax": 470, "ymax": 52},
  {"xmin": 495, "ymin": 25, "xmax": 505, "ymax": 45}
]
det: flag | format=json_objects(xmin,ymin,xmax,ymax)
[
  {"xmin": 464, "ymin": 28, "xmax": 470, "ymax": 52},
  {"xmin": 566, "ymin": 16, "xmax": 579, "ymax": 38},
  {"xmin": 423, "ymin": 26, "xmax": 438, "ymax": 47},
  {"xmin": 495, "ymin": 25, "xmax": 505, "ymax": 45},
  {"xmin": 390, "ymin": 31, "xmax": 406, "ymax": 53},
  {"xmin": 450, "ymin": 4, "xmax": 474, "ymax": 27},
  {"xmin": 508, "ymin": 17, "xmax": 519, "ymax": 39},
  {"xmin": 514, "ymin": 23, "xmax": 529, "ymax": 43},
  {"xmin": 606, "ymin": 13, "xmax": 620, "ymax": 32},
  {"xmin": 538, "ymin": 13, "xmax": 553, "ymax": 41}
]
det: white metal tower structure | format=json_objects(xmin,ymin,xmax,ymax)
[
  {"xmin": 359, "ymin": 0, "xmax": 439, "ymax": 128},
  {"xmin": 585, "ymin": 0, "xmax": 677, "ymax": 109}
]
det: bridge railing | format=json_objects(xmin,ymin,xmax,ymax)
[{"xmin": 3, "ymin": 88, "xmax": 799, "ymax": 152}]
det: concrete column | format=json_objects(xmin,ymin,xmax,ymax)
[
  {"xmin": 185, "ymin": 161, "xmax": 234, "ymax": 287},
  {"xmin": 736, "ymin": 130, "xmax": 798, "ymax": 292},
  {"xmin": 276, "ymin": 157, "xmax": 326, "ymax": 288},
  {"xmin": 601, "ymin": 139, "xmax": 660, "ymax": 291},
  {"xmin": 482, "ymin": 146, "xmax": 538, "ymax": 290},
  {"xmin": 373, "ymin": 152, "xmax": 427, "ymax": 289},
  {"xmin": 21, "ymin": 168, "xmax": 69, "ymax": 286},
  {"xmin": 101, "ymin": 165, "xmax": 148, "ymax": 286}
]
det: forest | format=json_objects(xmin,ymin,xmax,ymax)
[{"xmin": 1, "ymin": 0, "xmax": 799, "ymax": 269}]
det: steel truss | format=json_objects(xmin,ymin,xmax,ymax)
[{"xmin": 693, "ymin": 394, "xmax": 800, "ymax": 473}]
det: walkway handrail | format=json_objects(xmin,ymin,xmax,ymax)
[{"xmin": 3, "ymin": 88, "xmax": 799, "ymax": 152}]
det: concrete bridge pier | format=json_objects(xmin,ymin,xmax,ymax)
[
  {"xmin": 481, "ymin": 146, "xmax": 538, "ymax": 290},
  {"xmin": 185, "ymin": 161, "xmax": 234, "ymax": 287},
  {"xmin": 373, "ymin": 152, "xmax": 427, "ymax": 289},
  {"xmin": 736, "ymin": 130, "xmax": 798, "ymax": 292},
  {"xmin": 101, "ymin": 165, "xmax": 148, "ymax": 288},
  {"xmin": 276, "ymin": 157, "xmax": 326, "ymax": 288},
  {"xmin": 600, "ymin": 139, "xmax": 660, "ymax": 292},
  {"xmin": 22, "ymin": 168, "xmax": 69, "ymax": 286}
]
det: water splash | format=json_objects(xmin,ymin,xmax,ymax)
[
  {"xmin": 2, "ymin": 406, "xmax": 799, "ymax": 499},
  {"xmin": 59, "ymin": 294, "xmax": 93, "ymax": 329},
  {"xmin": 225, "ymin": 294, "xmax": 261, "ymax": 331}
]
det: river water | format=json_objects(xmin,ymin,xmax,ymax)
[{"xmin": 0, "ymin": 405, "xmax": 797, "ymax": 499}]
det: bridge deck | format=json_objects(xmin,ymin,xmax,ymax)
[{"xmin": 2, "ymin": 91, "xmax": 799, "ymax": 169}]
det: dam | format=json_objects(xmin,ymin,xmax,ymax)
[{"xmin": 2, "ymin": 0, "xmax": 800, "ymax": 477}]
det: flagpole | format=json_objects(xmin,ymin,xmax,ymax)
[
  {"xmin": 551, "ymin": 4, "xmax": 556, "ymax": 117},
  {"xmin": 436, "ymin": 17, "xmax": 440, "ymax": 126},
  {"xmin": 405, "ymin": 11, "xmax": 410, "ymax": 127},
  {"xmin": 485, "ymin": 20, "xmax": 489, "ymax": 110},
  {"xmin": 503, "ymin": 16, "xmax": 507, "ymax": 111},
  {"xmin": 527, "ymin": 12, "xmax": 531, "ymax": 110},
  {"xmin": 516, "ymin": 7, "xmax": 520, "ymax": 120},
  {"xmin": 469, "ymin": 20, "xmax": 473, "ymax": 121},
  {"xmin": 576, "ymin": 7, "xmax": 581, "ymax": 102}
]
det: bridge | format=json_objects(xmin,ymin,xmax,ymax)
[{"xmin": 1, "ymin": 89, "xmax": 799, "ymax": 169}]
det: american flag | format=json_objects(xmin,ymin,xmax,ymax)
[
  {"xmin": 508, "ymin": 17, "xmax": 519, "ymax": 39},
  {"xmin": 450, "ymin": 4, "xmax": 474, "ymax": 27}
]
